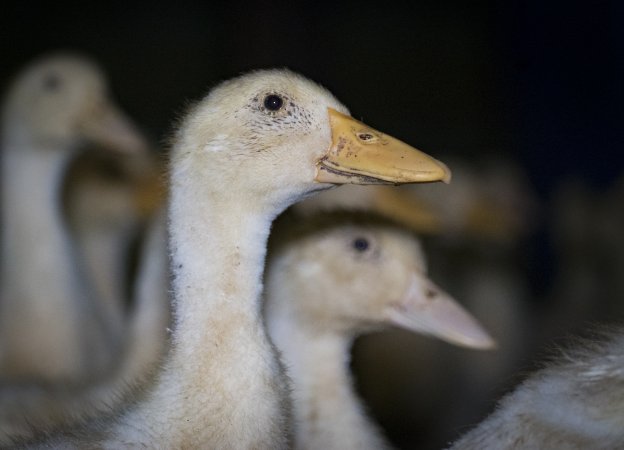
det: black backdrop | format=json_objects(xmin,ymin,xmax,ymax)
[
  {"xmin": 3, "ymin": 1, "xmax": 622, "ymax": 193},
  {"xmin": 1, "ymin": 1, "xmax": 623, "ymax": 447}
]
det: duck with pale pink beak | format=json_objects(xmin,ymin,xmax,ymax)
[{"xmin": 264, "ymin": 211, "xmax": 494, "ymax": 450}]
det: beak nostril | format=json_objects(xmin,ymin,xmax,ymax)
[
  {"xmin": 425, "ymin": 289, "xmax": 437, "ymax": 300},
  {"xmin": 357, "ymin": 132, "xmax": 374, "ymax": 141}
]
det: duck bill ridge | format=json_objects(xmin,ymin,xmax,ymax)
[{"xmin": 315, "ymin": 108, "xmax": 452, "ymax": 185}]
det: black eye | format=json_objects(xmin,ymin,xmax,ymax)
[
  {"xmin": 42, "ymin": 73, "xmax": 61, "ymax": 91},
  {"xmin": 263, "ymin": 94, "xmax": 284, "ymax": 111},
  {"xmin": 352, "ymin": 237, "xmax": 369, "ymax": 252}
]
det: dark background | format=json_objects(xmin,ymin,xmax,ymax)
[
  {"xmin": 2, "ymin": 1, "xmax": 623, "ymax": 448},
  {"xmin": 4, "ymin": 0, "xmax": 622, "ymax": 197},
  {"xmin": 2, "ymin": 0, "xmax": 617, "ymax": 316}
]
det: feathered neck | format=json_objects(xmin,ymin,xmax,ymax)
[
  {"xmin": 267, "ymin": 306, "xmax": 392, "ymax": 450},
  {"xmin": 108, "ymin": 152, "xmax": 291, "ymax": 448}
]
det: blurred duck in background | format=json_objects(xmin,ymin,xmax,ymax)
[
  {"xmin": 440, "ymin": 168, "xmax": 624, "ymax": 449},
  {"xmin": 0, "ymin": 53, "xmax": 149, "ymax": 384},
  {"xmin": 0, "ymin": 52, "xmax": 171, "ymax": 443},
  {"xmin": 447, "ymin": 327, "xmax": 624, "ymax": 449},
  {"xmin": 7, "ymin": 68, "xmax": 451, "ymax": 448},
  {"xmin": 399, "ymin": 156, "xmax": 539, "ymax": 445},
  {"xmin": 264, "ymin": 211, "xmax": 495, "ymax": 450},
  {"xmin": 0, "ymin": 208, "xmax": 170, "ymax": 445},
  {"xmin": 293, "ymin": 155, "xmax": 539, "ymax": 448}
]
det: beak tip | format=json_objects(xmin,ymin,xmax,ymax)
[
  {"xmin": 438, "ymin": 160, "xmax": 452, "ymax": 184},
  {"xmin": 476, "ymin": 337, "xmax": 498, "ymax": 350},
  {"xmin": 461, "ymin": 332, "xmax": 497, "ymax": 350}
]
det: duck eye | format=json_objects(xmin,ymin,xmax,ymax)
[
  {"xmin": 263, "ymin": 94, "xmax": 284, "ymax": 111},
  {"xmin": 352, "ymin": 237, "xmax": 369, "ymax": 252},
  {"xmin": 42, "ymin": 73, "xmax": 61, "ymax": 91}
]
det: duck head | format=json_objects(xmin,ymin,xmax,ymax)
[
  {"xmin": 171, "ymin": 69, "xmax": 450, "ymax": 209},
  {"xmin": 2, "ymin": 53, "xmax": 146, "ymax": 154},
  {"xmin": 267, "ymin": 213, "xmax": 494, "ymax": 350}
]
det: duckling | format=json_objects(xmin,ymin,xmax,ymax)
[
  {"xmin": 447, "ymin": 328, "xmax": 624, "ymax": 449},
  {"xmin": 0, "ymin": 53, "xmax": 147, "ymax": 383},
  {"xmin": 264, "ymin": 212, "xmax": 495, "ymax": 450},
  {"xmin": 13, "ymin": 69, "xmax": 449, "ymax": 448}
]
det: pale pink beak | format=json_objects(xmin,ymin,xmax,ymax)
[{"xmin": 386, "ymin": 273, "xmax": 496, "ymax": 350}]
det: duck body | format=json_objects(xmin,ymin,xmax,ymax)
[
  {"xmin": 448, "ymin": 329, "xmax": 624, "ymax": 450},
  {"xmin": 0, "ymin": 211, "xmax": 170, "ymax": 446},
  {"xmin": 0, "ymin": 53, "xmax": 147, "ymax": 382},
  {"xmin": 0, "ymin": 140, "xmax": 88, "ymax": 380}
]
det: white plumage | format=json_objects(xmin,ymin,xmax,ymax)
[
  {"xmin": 448, "ymin": 329, "xmax": 624, "ymax": 449},
  {"xmin": 0, "ymin": 53, "xmax": 147, "ymax": 383},
  {"xmin": 14, "ymin": 69, "xmax": 448, "ymax": 448},
  {"xmin": 264, "ymin": 212, "xmax": 494, "ymax": 450}
]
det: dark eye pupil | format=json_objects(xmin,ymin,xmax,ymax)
[
  {"xmin": 43, "ymin": 73, "xmax": 61, "ymax": 91},
  {"xmin": 264, "ymin": 94, "xmax": 283, "ymax": 111},
  {"xmin": 353, "ymin": 237, "xmax": 369, "ymax": 252}
]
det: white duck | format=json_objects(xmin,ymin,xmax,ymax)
[
  {"xmin": 292, "ymin": 156, "xmax": 537, "ymax": 447},
  {"xmin": 0, "ymin": 210, "xmax": 170, "ymax": 446},
  {"xmin": 15, "ymin": 69, "xmax": 449, "ymax": 448},
  {"xmin": 264, "ymin": 212, "xmax": 495, "ymax": 450},
  {"xmin": 0, "ymin": 53, "xmax": 147, "ymax": 383},
  {"xmin": 447, "ymin": 328, "xmax": 624, "ymax": 449}
]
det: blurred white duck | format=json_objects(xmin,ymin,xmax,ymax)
[
  {"xmin": 0, "ymin": 53, "xmax": 147, "ymax": 383},
  {"xmin": 0, "ymin": 94, "xmax": 166, "ymax": 443},
  {"xmin": 62, "ymin": 144, "xmax": 164, "ymax": 349},
  {"xmin": 16, "ymin": 69, "xmax": 449, "ymax": 448},
  {"xmin": 264, "ymin": 212, "xmax": 495, "ymax": 450},
  {"xmin": 293, "ymin": 155, "xmax": 537, "ymax": 447},
  {"xmin": 0, "ymin": 211, "xmax": 170, "ymax": 446},
  {"xmin": 447, "ymin": 328, "xmax": 624, "ymax": 449}
]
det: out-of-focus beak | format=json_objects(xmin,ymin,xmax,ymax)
[
  {"xmin": 372, "ymin": 186, "xmax": 442, "ymax": 234},
  {"xmin": 78, "ymin": 99, "xmax": 148, "ymax": 155},
  {"xmin": 386, "ymin": 273, "xmax": 496, "ymax": 350}
]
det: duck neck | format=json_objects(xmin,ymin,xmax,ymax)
[
  {"xmin": 170, "ymin": 193, "xmax": 272, "ymax": 346},
  {"xmin": 269, "ymin": 314, "xmax": 390, "ymax": 450},
  {"xmin": 114, "ymin": 174, "xmax": 291, "ymax": 448},
  {"xmin": 0, "ymin": 141, "xmax": 91, "ymax": 381}
]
